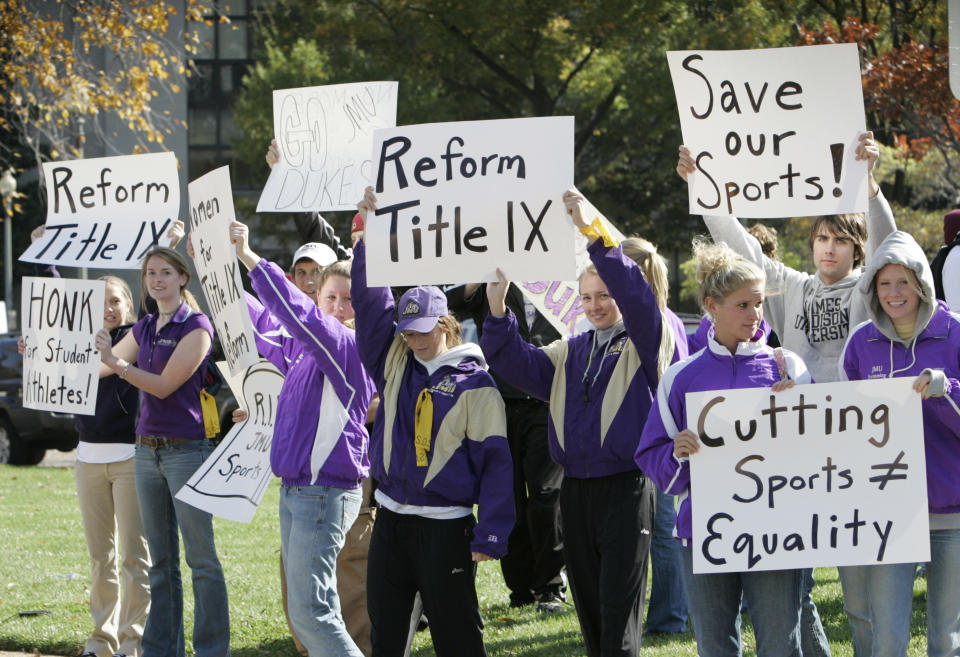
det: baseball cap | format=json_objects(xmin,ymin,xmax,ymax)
[
  {"xmin": 396, "ymin": 286, "xmax": 448, "ymax": 334},
  {"xmin": 351, "ymin": 213, "xmax": 364, "ymax": 234},
  {"xmin": 292, "ymin": 242, "xmax": 337, "ymax": 269},
  {"xmin": 944, "ymin": 210, "xmax": 960, "ymax": 245}
]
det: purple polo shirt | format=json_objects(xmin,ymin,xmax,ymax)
[{"xmin": 132, "ymin": 302, "xmax": 214, "ymax": 440}]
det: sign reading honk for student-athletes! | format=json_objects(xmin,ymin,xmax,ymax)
[
  {"xmin": 365, "ymin": 116, "xmax": 576, "ymax": 287},
  {"xmin": 668, "ymin": 43, "xmax": 869, "ymax": 219},
  {"xmin": 257, "ymin": 81, "xmax": 399, "ymax": 213},
  {"xmin": 20, "ymin": 276, "xmax": 105, "ymax": 416},
  {"xmin": 188, "ymin": 166, "xmax": 259, "ymax": 376},
  {"xmin": 686, "ymin": 377, "xmax": 929, "ymax": 574},
  {"xmin": 20, "ymin": 152, "xmax": 179, "ymax": 268}
]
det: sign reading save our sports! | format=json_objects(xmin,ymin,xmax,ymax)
[{"xmin": 365, "ymin": 116, "xmax": 576, "ymax": 287}]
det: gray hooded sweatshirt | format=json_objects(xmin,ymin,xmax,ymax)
[{"xmin": 703, "ymin": 190, "xmax": 896, "ymax": 383}]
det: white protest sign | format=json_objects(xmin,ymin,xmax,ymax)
[
  {"xmin": 20, "ymin": 152, "xmax": 179, "ymax": 268},
  {"xmin": 257, "ymin": 81, "xmax": 399, "ymax": 213},
  {"xmin": 188, "ymin": 166, "xmax": 259, "ymax": 376},
  {"xmin": 686, "ymin": 377, "xmax": 928, "ymax": 574},
  {"xmin": 20, "ymin": 276, "xmax": 105, "ymax": 415},
  {"xmin": 176, "ymin": 360, "xmax": 282, "ymax": 523},
  {"xmin": 668, "ymin": 44, "xmax": 868, "ymax": 218},
  {"xmin": 366, "ymin": 116, "xmax": 576, "ymax": 287},
  {"xmin": 520, "ymin": 199, "xmax": 625, "ymax": 336}
]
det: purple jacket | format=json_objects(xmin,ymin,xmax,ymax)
[
  {"xmin": 246, "ymin": 259, "xmax": 374, "ymax": 489},
  {"xmin": 840, "ymin": 231, "xmax": 960, "ymax": 520},
  {"xmin": 481, "ymin": 240, "xmax": 678, "ymax": 479},
  {"xmin": 687, "ymin": 315, "xmax": 774, "ymax": 354},
  {"xmin": 352, "ymin": 241, "xmax": 515, "ymax": 558},
  {"xmin": 636, "ymin": 330, "xmax": 811, "ymax": 543}
]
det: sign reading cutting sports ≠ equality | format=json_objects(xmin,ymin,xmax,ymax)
[
  {"xmin": 20, "ymin": 276, "xmax": 105, "ymax": 416},
  {"xmin": 257, "ymin": 81, "xmax": 399, "ymax": 213},
  {"xmin": 19, "ymin": 152, "xmax": 179, "ymax": 268},
  {"xmin": 365, "ymin": 116, "xmax": 576, "ymax": 287},
  {"xmin": 686, "ymin": 377, "xmax": 929, "ymax": 574},
  {"xmin": 668, "ymin": 43, "xmax": 869, "ymax": 218},
  {"xmin": 188, "ymin": 166, "xmax": 259, "ymax": 376}
]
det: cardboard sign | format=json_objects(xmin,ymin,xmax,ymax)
[
  {"xmin": 365, "ymin": 116, "xmax": 576, "ymax": 286},
  {"xmin": 686, "ymin": 377, "xmax": 929, "ymax": 573},
  {"xmin": 176, "ymin": 360, "xmax": 282, "ymax": 523},
  {"xmin": 257, "ymin": 81, "xmax": 399, "ymax": 212},
  {"xmin": 520, "ymin": 200, "xmax": 625, "ymax": 336},
  {"xmin": 668, "ymin": 44, "xmax": 868, "ymax": 218},
  {"xmin": 20, "ymin": 153, "xmax": 179, "ymax": 268},
  {"xmin": 188, "ymin": 166, "xmax": 259, "ymax": 376},
  {"xmin": 20, "ymin": 276, "xmax": 105, "ymax": 415}
]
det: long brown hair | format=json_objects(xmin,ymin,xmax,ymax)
[{"xmin": 139, "ymin": 246, "xmax": 200, "ymax": 313}]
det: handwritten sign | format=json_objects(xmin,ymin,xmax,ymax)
[
  {"xmin": 20, "ymin": 277, "xmax": 105, "ymax": 415},
  {"xmin": 687, "ymin": 377, "xmax": 928, "ymax": 573},
  {"xmin": 19, "ymin": 153, "xmax": 179, "ymax": 268},
  {"xmin": 188, "ymin": 166, "xmax": 259, "ymax": 376},
  {"xmin": 176, "ymin": 360, "xmax": 282, "ymax": 523},
  {"xmin": 365, "ymin": 116, "xmax": 576, "ymax": 287},
  {"xmin": 668, "ymin": 44, "xmax": 868, "ymax": 218},
  {"xmin": 521, "ymin": 200, "xmax": 624, "ymax": 336},
  {"xmin": 257, "ymin": 81, "xmax": 399, "ymax": 213}
]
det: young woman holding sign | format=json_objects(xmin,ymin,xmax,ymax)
[
  {"xmin": 95, "ymin": 246, "xmax": 230, "ymax": 657},
  {"xmin": 221, "ymin": 220, "xmax": 374, "ymax": 657},
  {"xmin": 352, "ymin": 187, "xmax": 515, "ymax": 657},
  {"xmin": 479, "ymin": 189, "xmax": 677, "ymax": 657},
  {"xmin": 635, "ymin": 238, "xmax": 810, "ymax": 657},
  {"xmin": 838, "ymin": 231, "xmax": 960, "ymax": 657}
]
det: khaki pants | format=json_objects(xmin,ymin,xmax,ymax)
[{"xmin": 75, "ymin": 458, "xmax": 151, "ymax": 657}]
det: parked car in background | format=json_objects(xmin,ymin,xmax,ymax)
[{"xmin": 0, "ymin": 334, "xmax": 78, "ymax": 465}]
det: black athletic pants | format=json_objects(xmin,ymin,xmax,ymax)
[
  {"xmin": 560, "ymin": 470, "xmax": 655, "ymax": 657},
  {"xmin": 367, "ymin": 507, "xmax": 485, "ymax": 657}
]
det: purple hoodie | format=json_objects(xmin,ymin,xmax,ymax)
[
  {"xmin": 840, "ymin": 231, "xmax": 960, "ymax": 524},
  {"xmin": 482, "ymin": 240, "xmax": 682, "ymax": 479},
  {"xmin": 635, "ymin": 329, "xmax": 811, "ymax": 543},
  {"xmin": 246, "ymin": 258, "xmax": 375, "ymax": 489},
  {"xmin": 351, "ymin": 241, "xmax": 515, "ymax": 558}
]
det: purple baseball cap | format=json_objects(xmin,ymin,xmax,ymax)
[{"xmin": 397, "ymin": 286, "xmax": 448, "ymax": 333}]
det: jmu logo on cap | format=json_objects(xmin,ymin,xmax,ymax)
[{"xmin": 402, "ymin": 300, "xmax": 421, "ymax": 316}]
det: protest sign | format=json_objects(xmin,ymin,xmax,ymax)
[
  {"xmin": 176, "ymin": 360, "xmax": 282, "ymax": 523},
  {"xmin": 20, "ymin": 276, "xmax": 105, "ymax": 415},
  {"xmin": 686, "ymin": 377, "xmax": 928, "ymax": 573},
  {"xmin": 520, "ymin": 199, "xmax": 625, "ymax": 336},
  {"xmin": 668, "ymin": 43, "xmax": 868, "ymax": 218},
  {"xmin": 188, "ymin": 166, "xmax": 259, "ymax": 376},
  {"xmin": 19, "ymin": 152, "xmax": 179, "ymax": 268},
  {"xmin": 365, "ymin": 116, "xmax": 576, "ymax": 287},
  {"xmin": 257, "ymin": 81, "xmax": 399, "ymax": 213}
]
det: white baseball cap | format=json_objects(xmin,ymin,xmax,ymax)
[{"xmin": 291, "ymin": 242, "xmax": 337, "ymax": 269}]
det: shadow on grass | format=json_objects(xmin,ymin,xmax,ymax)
[{"xmin": 233, "ymin": 638, "xmax": 305, "ymax": 657}]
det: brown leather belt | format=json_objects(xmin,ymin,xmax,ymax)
[{"xmin": 136, "ymin": 435, "xmax": 195, "ymax": 449}]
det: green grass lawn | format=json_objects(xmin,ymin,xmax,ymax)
[{"xmin": 0, "ymin": 465, "xmax": 932, "ymax": 656}]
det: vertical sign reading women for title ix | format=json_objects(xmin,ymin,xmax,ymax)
[
  {"xmin": 686, "ymin": 378, "xmax": 928, "ymax": 574},
  {"xmin": 365, "ymin": 116, "xmax": 576, "ymax": 287},
  {"xmin": 19, "ymin": 152, "xmax": 179, "ymax": 268},
  {"xmin": 20, "ymin": 277, "xmax": 105, "ymax": 415},
  {"xmin": 188, "ymin": 166, "xmax": 259, "ymax": 376},
  {"xmin": 668, "ymin": 43, "xmax": 869, "ymax": 218}
]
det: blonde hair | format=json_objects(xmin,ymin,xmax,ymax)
[
  {"xmin": 693, "ymin": 237, "xmax": 765, "ymax": 313},
  {"xmin": 621, "ymin": 237, "xmax": 669, "ymax": 311},
  {"xmin": 319, "ymin": 260, "xmax": 351, "ymax": 290},
  {"xmin": 100, "ymin": 275, "xmax": 136, "ymax": 324},
  {"xmin": 140, "ymin": 246, "xmax": 200, "ymax": 313}
]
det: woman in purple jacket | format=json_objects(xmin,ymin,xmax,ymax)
[
  {"xmin": 95, "ymin": 246, "xmax": 229, "ymax": 657},
  {"xmin": 837, "ymin": 231, "xmax": 960, "ymax": 657},
  {"xmin": 353, "ymin": 188, "xmax": 514, "ymax": 657},
  {"xmin": 226, "ymin": 220, "xmax": 375, "ymax": 657},
  {"xmin": 635, "ymin": 238, "xmax": 809, "ymax": 657},
  {"xmin": 481, "ymin": 190, "xmax": 679, "ymax": 657}
]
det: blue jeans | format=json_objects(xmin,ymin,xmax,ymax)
[
  {"xmin": 135, "ymin": 440, "xmax": 230, "ymax": 657},
  {"xmin": 838, "ymin": 562, "xmax": 915, "ymax": 657},
  {"xmin": 927, "ymin": 528, "xmax": 960, "ymax": 657},
  {"xmin": 800, "ymin": 568, "xmax": 832, "ymax": 657},
  {"xmin": 679, "ymin": 546, "xmax": 802, "ymax": 657},
  {"xmin": 280, "ymin": 485, "xmax": 363, "ymax": 657},
  {"xmin": 645, "ymin": 489, "xmax": 688, "ymax": 633}
]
